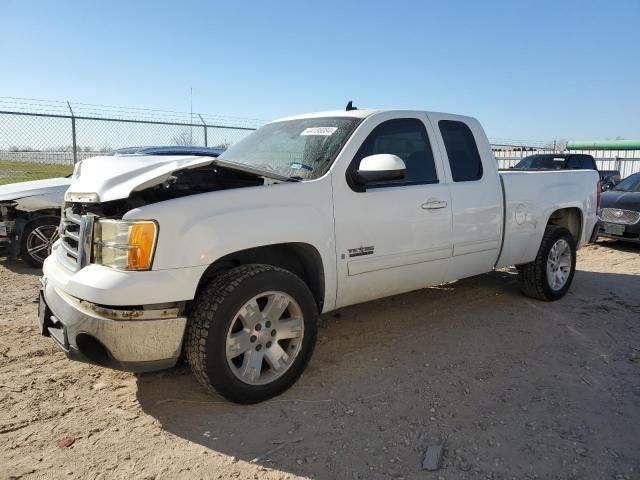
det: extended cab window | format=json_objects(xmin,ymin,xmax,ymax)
[
  {"xmin": 353, "ymin": 118, "xmax": 438, "ymax": 186},
  {"xmin": 566, "ymin": 156, "xmax": 582, "ymax": 169},
  {"xmin": 582, "ymin": 157, "xmax": 597, "ymax": 169},
  {"xmin": 439, "ymin": 120, "xmax": 483, "ymax": 182},
  {"xmin": 584, "ymin": 157, "xmax": 597, "ymax": 169},
  {"xmin": 568, "ymin": 155, "xmax": 597, "ymax": 170}
]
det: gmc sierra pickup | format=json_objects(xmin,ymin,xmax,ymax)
[{"xmin": 39, "ymin": 107, "xmax": 600, "ymax": 403}]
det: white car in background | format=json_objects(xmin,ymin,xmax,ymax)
[{"xmin": 0, "ymin": 177, "xmax": 70, "ymax": 267}]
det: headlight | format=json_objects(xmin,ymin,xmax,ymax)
[
  {"xmin": 65, "ymin": 192, "xmax": 100, "ymax": 203},
  {"xmin": 93, "ymin": 220, "xmax": 158, "ymax": 271}
]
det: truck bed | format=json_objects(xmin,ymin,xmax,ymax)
[{"xmin": 496, "ymin": 169, "xmax": 599, "ymax": 268}]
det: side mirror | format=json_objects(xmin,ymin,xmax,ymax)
[{"xmin": 354, "ymin": 154, "xmax": 406, "ymax": 184}]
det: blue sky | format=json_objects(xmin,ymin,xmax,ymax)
[{"xmin": 1, "ymin": 0, "xmax": 639, "ymax": 143}]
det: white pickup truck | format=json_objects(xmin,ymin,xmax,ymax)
[{"xmin": 39, "ymin": 107, "xmax": 599, "ymax": 403}]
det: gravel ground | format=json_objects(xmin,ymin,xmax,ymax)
[{"xmin": 0, "ymin": 241, "xmax": 639, "ymax": 480}]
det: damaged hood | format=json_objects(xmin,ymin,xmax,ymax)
[
  {"xmin": 66, "ymin": 154, "xmax": 291, "ymax": 203},
  {"xmin": 0, "ymin": 177, "xmax": 71, "ymax": 202}
]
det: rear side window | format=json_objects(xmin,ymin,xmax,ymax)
[
  {"xmin": 438, "ymin": 120, "xmax": 483, "ymax": 182},
  {"xmin": 579, "ymin": 155, "xmax": 597, "ymax": 170},
  {"xmin": 353, "ymin": 118, "xmax": 438, "ymax": 186},
  {"xmin": 567, "ymin": 155, "xmax": 597, "ymax": 170}
]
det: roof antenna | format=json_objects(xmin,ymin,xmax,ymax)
[{"xmin": 345, "ymin": 100, "xmax": 357, "ymax": 111}]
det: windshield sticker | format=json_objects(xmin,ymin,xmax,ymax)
[{"xmin": 300, "ymin": 127, "xmax": 338, "ymax": 136}]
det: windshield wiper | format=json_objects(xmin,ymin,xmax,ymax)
[
  {"xmin": 213, "ymin": 158, "xmax": 296, "ymax": 182},
  {"xmin": 288, "ymin": 162, "xmax": 313, "ymax": 172}
]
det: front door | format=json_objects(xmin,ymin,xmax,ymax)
[{"xmin": 332, "ymin": 114, "xmax": 453, "ymax": 308}]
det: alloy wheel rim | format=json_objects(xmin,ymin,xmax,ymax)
[
  {"xmin": 26, "ymin": 225, "xmax": 59, "ymax": 263},
  {"xmin": 225, "ymin": 291, "xmax": 304, "ymax": 386},
  {"xmin": 546, "ymin": 238, "xmax": 571, "ymax": 291}
]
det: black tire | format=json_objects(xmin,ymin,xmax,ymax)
[
  {"xmin": 185, "ymin": 264, "xmax": 318, "ymax": 404},
  {"xmin": 20, "ymin": 216, "xmax": 60, "ymax": 268},
  {"xmin": 518, "ymin": 225, "xmax": 576, "ymax": 301}
]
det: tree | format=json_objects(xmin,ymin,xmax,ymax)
[{"xmin": 172, "ymin": 129, "xmax": 193, "ymax": 146}]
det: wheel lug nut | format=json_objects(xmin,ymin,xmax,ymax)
[
  {"xmin": 266, "ymin": 341, "xmax": 272, "ymax": 348},
  {"xmin": 256, "ymin": 344, "xmax": 262, "ymax": 351},
  {"xmin": 255, "ymin": 324, "xmax": 262, "ymax": 331},
  {"xmin": 250, "ymin": 335, "xmax": 257, "ymax": 343},
  {"xmin": 271, "ymin": 330, "xmax": 276, "ymax": 336},
  {"xmin": 265, "ymin": 321, "xmax": 271, "ymax": 328}
]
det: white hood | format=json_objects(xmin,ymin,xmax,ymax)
[
  {"xmin": 66, "ymin": 154, "xmax": 290, "ymax": 203},
  {"xmin": 67, "ymin": 154, "xmax": 217, "ymax": 203},
  {"xmin": 0, "ymin": 177, "xmax": 71, "ymax": 202}
]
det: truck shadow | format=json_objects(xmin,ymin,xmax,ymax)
[
  {"xmin": 135, "ymin": 267, "xmax": 640, "ymax": 478},
  {"xmin": 0, "ymin": 254, "xmax": 42, "ymax": 275},
  {"xmin": 595, "ymin": 238, "xmax": 640, "ymax": 254}
]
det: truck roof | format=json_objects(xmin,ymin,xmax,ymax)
[
  {"xmin": 275, "ymin": 109, "xmax": 380, "ymax": 122},
  {"xmin": 273, "ymin": 108, "xmax": 478, "ymax": 124}
]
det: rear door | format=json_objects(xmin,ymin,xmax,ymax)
[
  {"xmin": 427, "ymin": 114, "xmax": 503, "ymax": 280},
  {"xmin": 331, "ymin": 113, "xmax": 453, "ymax": 308}
]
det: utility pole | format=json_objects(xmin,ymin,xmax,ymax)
[{"xmin": 190, "ymin": 87, "xmax": 193, "ymax": 145}]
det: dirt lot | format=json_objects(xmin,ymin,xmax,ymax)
[{"xmin": 0, "ymin": 242, "xmax": 639, "ymax": 480}]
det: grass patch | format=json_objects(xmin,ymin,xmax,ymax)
[{"xmin": 0, "ymin": 160, "xmax": 73, "ymax": 186}]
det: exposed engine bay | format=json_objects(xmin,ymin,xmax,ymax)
[{"xmin": 69, "ymin": 163, "xmax": 268, "ymax": 218}]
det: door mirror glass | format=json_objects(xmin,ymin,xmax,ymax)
[{"xmin": 354, "ymin": 154, "xmax": 406, "ymax": 184}]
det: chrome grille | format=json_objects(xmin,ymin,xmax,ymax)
[
  {"xmin": 60, "ymin": 207, "xmax": 80, "ymax": 267},
  {"xmin": 59, "ymin": 206, "xmax": 94, "ymax": 270},
  {"xmin": 600, "ymin": 208, "xmax": 640, "ymax": 225}
]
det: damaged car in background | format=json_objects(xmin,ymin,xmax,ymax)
[
  {"xmin": 0, "ymin": 177, "xmax": 71, "ymax": 267},
  {"xmin": 0, "ymin": 147, "xmax": 223, "ymax": 268}
]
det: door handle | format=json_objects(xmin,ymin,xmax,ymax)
[{"xmin": 421, "ymin": 200, "xmax": 448, "ymax": 210}]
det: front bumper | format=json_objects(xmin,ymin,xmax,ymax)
[
  {"xmin": 598, "ymin": 220, "xmax": 640, "ymax": 243},
  {"xmin": 39, "ymin": 276, "xmax": 187, "ymax": 372}
]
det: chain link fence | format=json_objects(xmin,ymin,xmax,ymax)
[
  {"xmin": 4, "ymin": 97, "xmax": 639, "ymax": 186},
  {"xmin": 0, "ymin": 98, "xmax": 262, "ymax": 185}
]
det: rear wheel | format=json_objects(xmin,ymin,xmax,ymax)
[
  {"xmin": 518, "ymin": 225, "xmax": 576, "ymax": 301},
  {"xmin": 20, "ymin": 216, "xmax": 60, "ymax": 268},
  {"xmin": 185, "ymin": 264, "xmax": 318, "ymax": 404}
]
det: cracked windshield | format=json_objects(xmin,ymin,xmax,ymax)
[{"xmin": 219, "ymin": 117, "xmax": 360, "ymax": 180}]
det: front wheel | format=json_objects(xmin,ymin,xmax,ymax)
[
  {"xmin": 185, "ymin": 264, "xmax": 318, "ymax": 404},
  {"xmin": 518, "ymin": 225, "xmax": 576, "ymax": 301}
]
